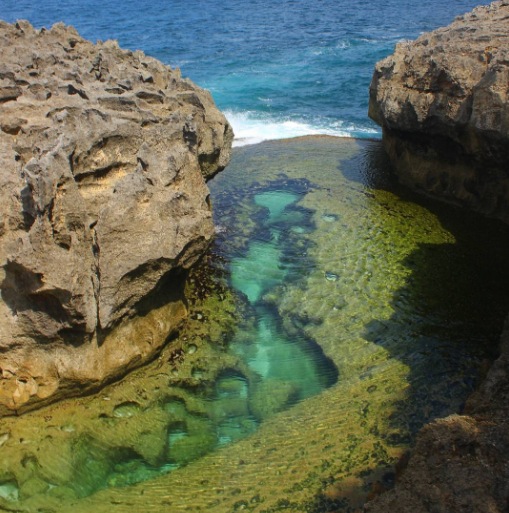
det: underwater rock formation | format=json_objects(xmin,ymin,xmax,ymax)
[
  {"xmin": 369, "ymin": 1, "xmax": 509, "ymax": 222},
  {"xmin": 0, "ymin": 20, "xmax": 233, "ymax": 414}
]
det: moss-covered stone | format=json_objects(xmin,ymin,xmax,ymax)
[{"xmin": 248, "ymin": 380, "xmax": 300, "ymax": 421}]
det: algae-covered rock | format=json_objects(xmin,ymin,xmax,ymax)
[
  {"xmin": 248, "ymin": 379, "xmax": 300, "ymax": 421},
  {"xmin": 0, "ymin": 257, "xmax": 256, "ymax": 507},
  {"xmin": 168, "ymin": 430, "xmax": 217, "ymax": 465},
  {"xmin": 19, "ymin": 477, "xmax": 50, "ymax": 500}
]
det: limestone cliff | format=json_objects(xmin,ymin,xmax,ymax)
[
  {"xmin": 367, "ymin": 2, "xmax": 509, "ymax": 511},
  {"xmin": 0, "ymin": 21, "xmax": 233, "ymax": 414},
  {"xmin": 369, "ymin": 1, "xmax": 509, "ymax": 222}
]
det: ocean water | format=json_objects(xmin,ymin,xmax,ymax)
[{"xmin": 1, "ymin": 0, "xmax": 482, "ymax": 145}]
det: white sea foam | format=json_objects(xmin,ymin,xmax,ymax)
[{"xmin": 225, "ymin": 110, "xmax": 379, "ymax": 147}]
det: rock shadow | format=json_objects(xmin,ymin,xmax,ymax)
[
  {"xmin": 342, "ymin": 139, "xmax": 509, "ymax": 445},
  {"xmin": 302, "ymin": 139, "xmax": 509, "ymax": 513}
]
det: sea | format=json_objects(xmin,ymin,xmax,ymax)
[{"xmin": 1, "ymin": 0, "xmax": 482, "ymax": 146}]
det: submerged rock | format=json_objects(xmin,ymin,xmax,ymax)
[
  {"xmin": 369, "ymin": 1, "xmax": 509, "ymax": 222},
  {"xmin": 248, "ymin": 379, "xmax": 300, "ymax": 421},
  {"xmin": 0, "ymin": 20, "xmax": 233, "ymax": 414}
]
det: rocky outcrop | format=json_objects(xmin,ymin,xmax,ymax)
[
  {"xmin": 369, "ymin": 1, "xmax": 509, "ymax": 222},
  {"xmin": 367, "ymin": 2, "xmax": 509, "ymax": 511},
  {"xmin": 0, "ymin": 21, "xmax": 233, "ymax": 414},
  {"xmin": 365, "ymin": 321, "xmax": 509, "ymax": 513}
]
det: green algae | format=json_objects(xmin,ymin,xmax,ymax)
[{"xmin": 2, "ymin": 136, "xmax": 509, "ymax": 513}]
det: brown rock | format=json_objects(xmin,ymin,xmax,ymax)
[
  {"xmin": 365, "ymin": 320, "xmax": 509, "ymax": 512},
  {"xmin": 369, "ymin": 1, "xmax": 509, "ymax": 222},
  {"xmin": 0, "ymin": 21, "xmax": 233, "ymax": 414}
]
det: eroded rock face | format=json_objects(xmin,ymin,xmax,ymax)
[
  {"xmin": 365, "ymin": 321, "xmax": 509, "ymax": 513},
  {"xmin": 367, "ymin": 3, "xmax": 509, "ymax": 510},
  {"xmin": 369, "ymin": 1, "xmax": 509, "ymax": 222},
  {"xmin": 0, "ymin": 20, "xmax": 233, "ymax": 414}
]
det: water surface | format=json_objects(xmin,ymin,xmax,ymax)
[
  {"xmin": 1, "ymin": 137, "xmax": 509, "ymax": 513},
  {"xmin": 0, "ymin": 0, "xmax": 482, "ymax": 143}
]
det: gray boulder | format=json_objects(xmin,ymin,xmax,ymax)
[{"xmin": 0, "ymin": 21, "xmax": 233, "ymax": 413}]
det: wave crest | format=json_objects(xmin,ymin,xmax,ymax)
[{"xmin": 225, "ymin": 111, "xmax": 379, "ymax": 147}]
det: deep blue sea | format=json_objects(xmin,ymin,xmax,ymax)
[{"xmin": 1, "ymin": 0, "xmax": 482, "ymax": 145}]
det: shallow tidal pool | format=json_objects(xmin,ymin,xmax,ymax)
[{"xmin": 1, "ymin": 136, "xmax": 509, "ymax": 513}]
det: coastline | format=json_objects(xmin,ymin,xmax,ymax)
[
  {"xmin": 228, "ymin": 120, "xmax": 381, "ymax": 148},
  {"xmin": 1, "ymin": 1, "xmax": 505, "ymax": 510}
]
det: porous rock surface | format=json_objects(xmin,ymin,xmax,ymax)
[
  {"xmin": 0, "ymin": 20, "xmax": 233, "ymax": 414},
  {"xmin": 369, "ymin": 1, "xmax": 509, "ymax": 222},
  {"xmin": 365, "ymin": 321, "xmax": 509, "ymax": 513}
]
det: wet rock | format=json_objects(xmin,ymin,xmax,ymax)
[
  {"xmin": 168, "ymin": 430, "xmax": 216, "ymax": 466},
  {"xmin": 0, "ymin": 21, "xmax": 233, "ymax": 414},
  {"xmin": 366, "ymin": 319, "xmax": 509, "ymax": 513},
  {"xmin": 19, "ymin": 477, "xmax": 49, "ymax": 500},
  {"xmin": 100, "ymin": 406, "xmax": 171, "ymax": 467},
  {"xmin": 248, "ymin": 379, "xmax": 299, "ymax": 421},
  {"xmin": 216, "ymin": 375, "xmax": 248, "ymax": 398},
  {"xmin": 369, "ymin": 1, "xmax": 509, "ymax": 222}
]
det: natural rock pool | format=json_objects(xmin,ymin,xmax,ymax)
[{"xmin": 1, "ymin": 136, "xmax": 509, "ymax": 513}]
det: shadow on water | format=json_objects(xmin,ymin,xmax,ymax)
[
  {"xmin": 212, "ymin": 177, "xmax": 339, "ymax": 408},
  {"xmin": 203, "ymin": 138, "xmax": 509, "ymax": 513},
  {"xmin": 326, "ymin": 141, "xmax": 509, "ymax": 507},
  {"xmin": 3, "ymin": 138, "xmax": 508, "ymax": 512}
]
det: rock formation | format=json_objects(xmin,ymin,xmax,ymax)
[
  {"xmin": 367, "ymin": 2, "xmax": 509, "ymax": 511},
  {"xmin": 369, "ymin": 1, "xmax": 509, "ymax": 223},
  {"xmin": 0, "ymin": 20, "xmax": 233, "ymax": 414},
  {"xmin": 365, "ymin": 322, "xmax": 509, "ymax": 513}
]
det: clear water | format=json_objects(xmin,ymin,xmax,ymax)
[
  {"xmin": 1, "ymin": 138, "xmax": 509, "ymax": 512},
  {"xmin": 228, "ymin": 187, "xmax": 337, "ymax": 399},
  {"xmin": 0, "ymin": 0, "xmax": 505, "ymax": 511},
  {"xmin": 0, "ymin": 0, "xmax": 482, "ymax": 144}
]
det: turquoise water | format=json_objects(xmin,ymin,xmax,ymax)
[
  {"xmin": 1, "ymin": 0, "xmax": 482, "ymax": 144},
  {"xmin": 0, "ymin": 0, "xmax": 506, "ymax": 509},
  {"xmin": 1, "ymin": 138, "xmax": 509, "ymax": 512},
  {"xmin": 229, "ymin": 188, "xmax": 337, "ymax": 400}
]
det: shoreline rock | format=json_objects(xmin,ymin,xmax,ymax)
[
  {"xmin": 369, "ymin": 1, "xmax": 509, "ymax": 223},
  {"xmin": 365, "ymin": 320, "xmax": 509, "ymax": 513},
  {"xmin": 0, "ymin": 21, "xmax": 233, "ymax": 414},
  {"xmin": 368, "ymin": 2, "xmax": 509, "ymax": 511}
]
